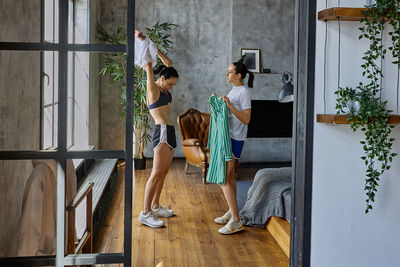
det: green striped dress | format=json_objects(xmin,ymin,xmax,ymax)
[{"xmin": 206, "ymin": 95, "xmax": 232, "ymax": 185}]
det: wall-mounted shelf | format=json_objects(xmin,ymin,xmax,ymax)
[
  {"xmin": 318, "ymin": 7, "xmax": 369, "ymax": 21},
  {"xmin": 316, "ymin": 114, "xmax": 400, "ymax": 125}
]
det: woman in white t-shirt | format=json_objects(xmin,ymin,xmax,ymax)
[{"xmin": 216, "ymin": 58, "xmax": 253, "ymax": 234}]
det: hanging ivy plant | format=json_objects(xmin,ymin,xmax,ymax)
[{"xmin": 334, "ymin": 0, "xmax": 400, "ymax": 213}]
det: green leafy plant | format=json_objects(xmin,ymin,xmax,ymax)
[
  {"xmin": 97, "ymin": 22, "xmax": 178, "ymax": 159},
  {"xmin": 334, "ymin": 0, "xmax": 400, "ymax": 213}
]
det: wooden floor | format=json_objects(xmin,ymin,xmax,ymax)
[{"xmin": 94, "ymin": 159, "xmax": 289, "ymax": 267}]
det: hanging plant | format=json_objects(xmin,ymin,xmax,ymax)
[{"xmin": 334, "ymin": 0, "xmax": 400, "ymax": 213}]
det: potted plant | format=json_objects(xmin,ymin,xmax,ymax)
[
  {"xmin": 334, "ymin": 0, "xmax": 400, "ymax": 213},
  {"xmin": 97, "ymin": 22, "xmax": 178, "ymax": 169}
]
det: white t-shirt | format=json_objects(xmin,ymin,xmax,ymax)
[
  {"xmin": 227, "ymin": 85, "xmax": 251, "ymax": 141},
  {"xmin": 134, "ymin": 35, "xmax": 158, "ymax": 68}
]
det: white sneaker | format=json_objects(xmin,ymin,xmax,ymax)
[
  {"xmin": 152, "ymin": 204, "xmax": 174, "ymax": 218},
  {"xmin": 214, "ymin": 210, "xmax": 231, "ymax": 225},
  {"xmin": 218, "ymin": 217, "xmax": 244, "ymax": 235},
  {"xmin": 138, "ymin": 211, "xmax": 164, "ymax": 228}
]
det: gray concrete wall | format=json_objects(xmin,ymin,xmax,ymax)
[
  {"xmin": 98, "ymin": 0, "xmax": 127, "ymax": 150},
  {"xmin": 99, "ymin": 0, "xmax": 294, "ymax": 162},
  {"xmin": 232, "ymin": 0, "xmax": 295, "ymax": 74},
  {"xmin": 0, "ymin": 0, "xmax": 41, "ymax": 256}
]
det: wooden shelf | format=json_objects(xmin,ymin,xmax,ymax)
[
  {"xmin": 317, "ymin": 114, "xmax": 400, "ymax": 125},
  {"xmin": 318, "ymin": 7, "xmax": 369, "ymax": 21}
]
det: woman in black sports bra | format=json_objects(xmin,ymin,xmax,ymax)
[{"xmin": 135, "ymin": 30, "xmax": 179, "ymax": 228}]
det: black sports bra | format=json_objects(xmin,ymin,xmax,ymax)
[{"xmin": 148, "ymin": 90, "xmax": 172, "ymax": 110}]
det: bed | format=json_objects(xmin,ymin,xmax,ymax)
[{"xmin": 239, "ymin": 167, "xmax": 292, "ymax": 227}]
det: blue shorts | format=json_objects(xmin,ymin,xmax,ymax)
[{"xmin": 231, "ymin": 138, "xmax": 244, "ymax": 159}]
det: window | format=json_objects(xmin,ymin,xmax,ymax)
[
  {"xmin": 1, "ymin": 0, "xmax": 134, "ymax": 264},
  {"xmin": 42, "ymin": 0, "xmax": 90, "ymax": 151},
  {"xmin": 42, "ymin": 50, "xmax": 59, "ymax": 149}
]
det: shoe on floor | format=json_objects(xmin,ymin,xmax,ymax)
[
  {"xmin": 152, "ymin": 204, "xmax": 174, "ymax": 218},
  {"xmin": 218, "ymin": 217, "xmax": 244, "ymax": 235},
  {"xmin": 138, "ymin": 210, "xmax": 164, "ymax": 228},
  {"xmin": 214, "ymin": 210, "xmax": 231, "ymax": 225}
]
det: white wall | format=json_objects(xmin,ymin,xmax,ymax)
[{"xmin": 312, "ymin": 1, "xmax": 400, "ymax": 266}]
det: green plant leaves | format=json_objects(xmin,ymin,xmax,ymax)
[{"xmin": 335, "ymin": 0, "xmax": 400, "ymax": 213}]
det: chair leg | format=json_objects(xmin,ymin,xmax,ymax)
[
  {"xmin": 202, "ymin": 163, "xmax": 208, "ymax": 184},
  {"xmin": 184, "ymin": 160, "xmax": 189, "ymax": 174}
]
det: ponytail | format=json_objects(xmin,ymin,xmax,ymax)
[{"xmin": 247, "ymin": 71, "xmax": 254, "ymax": 88}]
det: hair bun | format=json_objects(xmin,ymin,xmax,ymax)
[
  {"xmin": 154, "ymin": 64, "xmax": 167, "ymax": 75},
  {"xmin": 238, "ymin": 55, "xmax": 246, "ymax": 64}
]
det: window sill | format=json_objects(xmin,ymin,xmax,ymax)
[{"xmin": 68, "ymin": 145, "xmax": 95, "ymax": 170}]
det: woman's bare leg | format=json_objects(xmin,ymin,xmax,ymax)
[
  {"xmin": 143, "ymin": 143, "xmax": 174, "ymax": 213},
  {"xmin": 151, "ymin": 145, "xmax": 174, "ymax": 209},
  {"xmin": 221, "ymin": 158, "xmax": 239, "ymax": 221}
]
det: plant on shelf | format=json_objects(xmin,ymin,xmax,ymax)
[
  {"xmin": 97, "ymin": 22, "xmax": 178, "ymax": 166},
  {"xmin": 334, "ymin": 0, "xmax": 400, "ymax": 213}
]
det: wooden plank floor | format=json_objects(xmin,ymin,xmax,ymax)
[{"xmin": 94, "ymin": 159, "xmax": 289, "ymax": 267}]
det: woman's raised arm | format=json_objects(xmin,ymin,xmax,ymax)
[
  {"xmin": 143, "ymin": 63, "xmax": 159, "ymax": 104},
  {"xmin": 157, "ymin": 50, "xmax": 173, "ymax": 67}
]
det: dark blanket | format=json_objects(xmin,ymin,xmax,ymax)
[{"xmin": 239, "ymin": 167, "xmax": 292, "ymax": 227}]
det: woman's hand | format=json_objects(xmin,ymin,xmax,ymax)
[
  {"xmin": 143, "ymin": 62, "xmax": 152, "ymax": 72},
  {"xmin": 222, "ymin": 96, "xmax": 251, "ymax": 124},
  {"xmin": 221, "ymin": 96, "xmax": 231, "ymax": 107},
  {"xmin": 135, "ymin": 30, "xmax": 145, "ymax": 41}
]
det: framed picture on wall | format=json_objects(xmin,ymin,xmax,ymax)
[{"xmin": 240, "ymin": 48, "xmax": 260, "ymax": 73}]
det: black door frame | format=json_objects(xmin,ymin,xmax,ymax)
[{"xmin": 290, "ymin": 0, "xmax": 316, "ymax": 266}]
